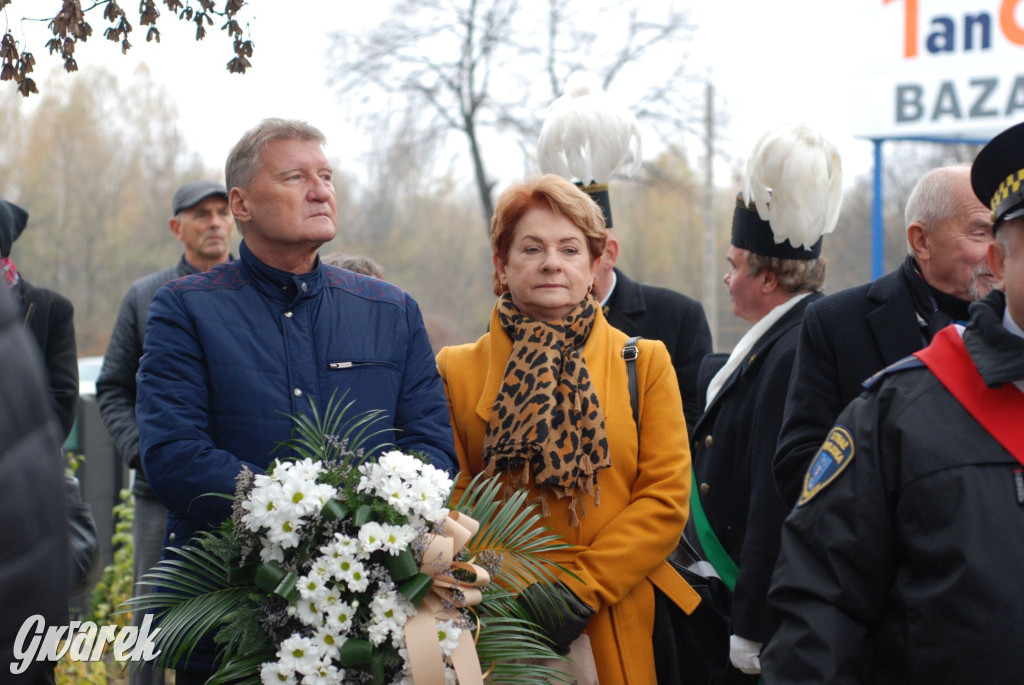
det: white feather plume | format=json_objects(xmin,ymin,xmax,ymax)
[
  {"xmin": 743, "ymin": 123, "xmax": 843, "ymax": 249},
  {"xmin": 538, "ymin": 72, "xmax": 641, "ymax": 184}
]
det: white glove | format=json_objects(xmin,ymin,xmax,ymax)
[{"xmin": 730, "ymin": 634, "xmax": 763, "ymax": 674}]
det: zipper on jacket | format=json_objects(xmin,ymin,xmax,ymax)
[{"xmin": 328, "ymin": 360, "xmax": 400, "ymax": 371}]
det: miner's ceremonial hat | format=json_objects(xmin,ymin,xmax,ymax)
[
  {"xmin": 731, "ymin": 195, "xmax": 825, "ymax": 259},
  {"xmin": 732, "ymin": 123, "xmax": 843, "ymax": 260},
  {"xmin": 972, "ymin": 120, "xmax": 1024, "ymax": 234},
  {"xmin": 537, "ymin": 72, "xmax": 641, "ymax": 230}
]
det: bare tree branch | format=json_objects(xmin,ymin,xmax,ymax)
[
  {"xmin": 2, "ymin": 0, "xmax": 253, "ymax": 97},
  {"xmin": 328, "ymin": 0, "xmax": 699, "ymax": 230}
]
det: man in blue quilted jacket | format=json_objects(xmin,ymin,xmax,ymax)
[{"xmin": 135, "ymin": 118, "xmax": 457, "ymax": 683}]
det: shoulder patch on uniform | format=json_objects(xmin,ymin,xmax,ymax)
[
  {"xmin": 861, "ymin": 355, "xmax": 926, "ymax": 390},
  {"xmin": 797, "ymin": 425, "xmax": 855, "ymax": 507}
]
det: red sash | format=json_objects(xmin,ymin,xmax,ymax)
[{"xmin": 915, "ymin": 326, "xmax": 1024, "ymax": 466}]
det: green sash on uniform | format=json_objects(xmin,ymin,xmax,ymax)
[{"xmin": 689, "ymin": 465, "xmax": 739, "ymax": 592}]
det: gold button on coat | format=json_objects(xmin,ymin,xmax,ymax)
[
  {"xmin": 699, "ymin": 483, "xmax": 710, "ymax": 495},
  {"xmin": 704, "ymin": 435, "xmax": 713, "ymax": 448}
]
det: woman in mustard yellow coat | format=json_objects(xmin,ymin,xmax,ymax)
[{"xmin": 436, "ymin": 174, "xmax": 699, "ymax": 684}]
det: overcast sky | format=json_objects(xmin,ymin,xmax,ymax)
[{"xmin": 3, "ymin": 1, "xmax": 911, "ymax": 189}]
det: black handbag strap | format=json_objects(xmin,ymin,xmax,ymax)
[
  {"xmin": 623, "ymin": 336, "xmax": 642, "ymax": 427},
  {"xmin": 624, "ymin": 336, "xmax": 725, "ymax": 585}
]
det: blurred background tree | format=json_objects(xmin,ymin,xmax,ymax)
[
  {"xmin": 5, "ymin": 65, "xmax": 206, "ymax": 353},
  {"xmin": 328, "ymin": 0, "xmax": 699, "ymax": 228},
  {"xmin": 1, "ymin": 63, "xmax": 986, "ymax": 355}
]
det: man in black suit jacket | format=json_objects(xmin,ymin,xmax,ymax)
[
  {"xmin": 689, "ymin": 123, "xmax": 843, "ymax": 683},
  {"xmin": 773, "ymin": 165, "xmax": 997, "ymax": 506},
  {"xmin": 594, "ymin": 231, "xmax": 712, "ymax": 432}
]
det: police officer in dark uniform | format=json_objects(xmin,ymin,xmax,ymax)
[
  {"xmin": 762, "ymin": 120, "xmax": 1024, "ymax": 685},
  {"xmin": 689, "ymin": 123, "xmax": 843, "ymax": 683}
]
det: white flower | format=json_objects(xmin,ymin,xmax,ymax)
[
  {"xmin": 260, "ymin": 660, "xmax": 297, "ymax": 684},
  {"xmin": 274, "ymin": 462, "xmax": 330, "ymax": 515},
  {"xmin": 344, "ymin": 560, "xmax": 370, "ymax": 592},
  {"xmin": 358, "ymin": 451, "xmax": 454, "ymax": 523},
  {"xmin": 378, "ymin": 524, "xmax": 417, "ymax": 555},
  {"xmin": 299, "ymin": 657, "xmax": 342, "ymax": 685},
  {"xmin": 367, "ymin": 589, "xmax": 415, "ymax": 645},
  {"xmin": 324, "ymin": 599, "xmax": 357, "ymax": 633},
  {"xmin": 242, "ymin": 481, "xmax": 283, "ymax": 532},
  {"xmin": 265, "ymin": 514, "xmax": 304, "ymax": 549},
  {"xmin": 296, "ymin": 569, "xmax": 329, "ymax": 602},
  {"xmin": 259, "ymin": 538, "xmax": 285, "ymax": 564},
  {"xmin": 320, "ymin": 534, "xmax": 367, "ymax": 563},
  {"xmin": 290, "ymin": 457, "xmax": 324, "ymax": 482},
  {"xmin": 276, "ymin": 635, "xmax": 322, "ymax": 676},
  {"xmin": 317, "ymin": 586, "xmax": 342, "ymax": 614},
  {"xmin": 358, "ymin": 521, "xmax": 387, "ymax": 553},
  {"xmin": 436, "ymin": 619, "xmax": 462, "ymax": 656},
  {"xmin": 378, "ymin": 450, "xmax": 423, "ymax": 479},
  {"xmin": 322, "ymin": 550, "xmax": 362, "ymax": 586},
  {"xmin": 293, "ymin": 596, "xmax": 324, "ymax": 629},
  {"xmin": 312, "ymin": 625, "xmax": 345, "ymax": 660},
  {"xmin": 406, "ymin": 478, "xmax": 449, "ymax": 523},
  {"xmin": 378, "ymin": 474, "xmax": 412, "ymax": 514},
  {"xmin": 367, "ymin": 621, "xmax": 390, "ymax": 646}
]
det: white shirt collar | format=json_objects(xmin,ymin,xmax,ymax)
[{"xmin": 598, "ymin": 269, "xmax": 617, "ymax": 308}]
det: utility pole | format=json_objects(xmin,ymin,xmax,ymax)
[{"xmin": 702, "ymin": 80, "xmax": 719, "ymax": 346}]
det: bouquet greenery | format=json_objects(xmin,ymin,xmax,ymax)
[{"xmin": 126, "ymin": 398, "xmax": 571, "ymax": 684}]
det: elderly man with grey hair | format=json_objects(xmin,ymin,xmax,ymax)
[
  {"xmin": 773, "ymin": 164, "xmax": 995, "ymax": 507},
  {"xmin": 135, "ymin": 118, "xmax": 456, "ymax": 683}
]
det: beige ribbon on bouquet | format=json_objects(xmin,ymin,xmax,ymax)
[{"xmin": 405, "ymin": 511, "xmax": 491, "ymax": 684}]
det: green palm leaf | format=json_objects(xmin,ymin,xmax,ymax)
[
  {"xmin": 121, "ymin": 532, "xmax": 258, "ymax": 668},
  {"xmin": 474, "ymin": 615, "xmax": 574, "ymax": 684},
  {"xmin": 273, "ymin": 391, "xmax": 391, "ymax": 464},
  {"xmin": 209, "ymin": 650, "xmax": 276, "ymax": 684},
  {"xmin": 455, "ymin": 472, "xmax": 571, "ymax": 592},
  {"xmin": 148, "ymin": 588, "xmax": 252, "ymax": 668}
]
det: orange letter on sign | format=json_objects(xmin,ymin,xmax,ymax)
[
  {"xmin": 1002, "ymin": 0, "xmax": 1024, "ymax": 45},
  {"xmin": 886, "ymin": 0, "xmax": 919, "ymax": 58}
]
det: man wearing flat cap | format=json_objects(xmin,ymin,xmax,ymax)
[
  {"xmin": 763, "ymin": 121, "xmax": 1024, "ymax": 684},
  {"xmin": 96, "ymin": 180, "xmax": 234, "ymax": 685}
]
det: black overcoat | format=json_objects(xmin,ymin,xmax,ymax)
[
  {"xmin": 604, "ymin": 267, "xmax": 712, "ymax": 432},
  {"xmin": 16, "ymin": 279, "xmax": 78, "ymax": 441},
  {"xmin": 773, "ymin": 269, "xmax": 925, "ymax": 505},
  {"xmin": 690, "ymin": 292, "xmax": 821, "ymax": 647}
]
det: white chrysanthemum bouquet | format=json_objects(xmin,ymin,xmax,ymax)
[{"xmin": 126, "ymin": 398, "xmax": 572, "ymax": 685}]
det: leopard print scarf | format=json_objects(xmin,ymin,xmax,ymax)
[{"xmin": 482, "ymin": 292, "xmax": 610, "ymax": 526}]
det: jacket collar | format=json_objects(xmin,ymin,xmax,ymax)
[
  {"xmin": 240, "ymin": 241, "xmax": 324, "ymax": 305},
  {"xmin": 696, "ymin": 291, "xmax": 822, "ymax": 425},
  {"xmin": 605, "ymin": 267, "xmax": 646, "ymax": 316},
  {"xmin": 866, "ymin": 266, "xmax": 925, "ymax": 365},
  {"xmin": 964, "ymin": 289, "xmax": 1024, "ymax": 386},
  {"xmin": 178, "ymin": 253, "xmax": 234, "ymax": 278}
]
